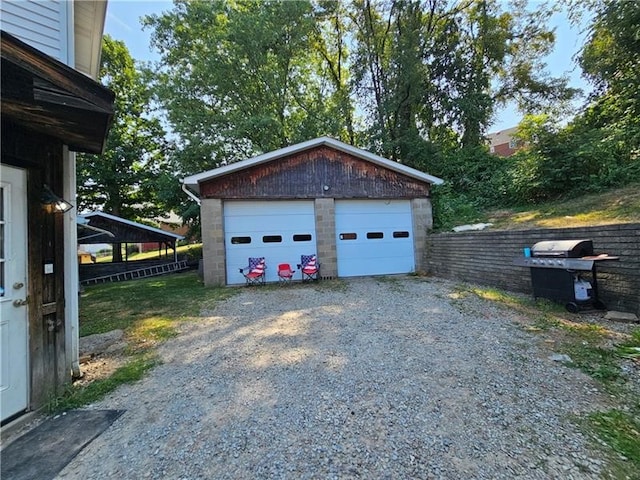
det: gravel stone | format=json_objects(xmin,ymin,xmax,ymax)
[{"xmin": 57, "ymin": 277, "xmax": 610, "ymax": 479}]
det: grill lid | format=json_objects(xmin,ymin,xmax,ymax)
[{"xmin": 531, "ymin": 239, "xmax": 594, "ymax": 258}]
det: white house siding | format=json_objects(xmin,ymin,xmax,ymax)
[{"xmin": 0, "ymin": 0, "xmax": 69, "ymax": 62}]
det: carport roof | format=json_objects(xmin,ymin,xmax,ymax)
[
  {"xmin": 79, "ymin": 212, "xmax": 184, "ymax": 244},
  {"xmin": 182, "ymin": 136, "xmax": 444, "ymax": 193}
]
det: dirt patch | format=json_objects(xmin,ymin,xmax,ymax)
[{"xmin": 74, "ymin": 352, "xmax": 128, "ymax": 388}]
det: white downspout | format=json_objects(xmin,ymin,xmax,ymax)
[
  {"xmin": 64, "ymin": 1, "xmax": 82, "ymax": 379},
  {"xmin": 63, "ymin": 146, "xmax": 82, "ymax": 379},
  {"xmin": 181, "ymin": 182, "xmax": 201, "ymax": 205}
]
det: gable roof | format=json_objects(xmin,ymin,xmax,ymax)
[{"xmin": 182, "ymin": 136, "xmax": 444, "ymax": 194}]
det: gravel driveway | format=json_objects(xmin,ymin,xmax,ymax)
[{"xmin": 58, "ymin": 277, "xmax": 608, "ymax": 479}]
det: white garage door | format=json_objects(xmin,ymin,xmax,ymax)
[
  {"xmin": 224, "ymin": 201, "xmax": 317, "ymax": 285},
  {"xmin": 335, "ymin": 200, "xmax": 415, "ymax": 277}
]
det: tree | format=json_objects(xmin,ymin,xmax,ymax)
[
  {"xmin": 347, "ymin": 0, "xmax": 575, "ymax": 163},
  {"xmin": 311, "ymin": 0, "xmax": 357, "ymax": 144},
  {"xmin": 578, "ymin": 0, "xmax": 640, "ymax": 154},
  {"xmin": 145, "ymin": 0, "xmax": 347, "ymax": 173},
  {"xmin": 77, "ymin": 36, "xmax": 170, "ymax": 221}
]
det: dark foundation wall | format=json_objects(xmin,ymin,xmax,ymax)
[
  {"xmin": 425, "ymin": 224, "xmax": 640, "ymax": 315},
  {"xmin": 2, "ymin": 119, "xmax": 68, "ymax": 408}
]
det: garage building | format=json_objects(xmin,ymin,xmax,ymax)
[{"xmin": 182, "ymin": 137, "xmax": 443, "ymax": 285}]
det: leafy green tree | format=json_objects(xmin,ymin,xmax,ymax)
[
  {"xmin": 578, "ymin": 0, "xmax": 640, "ymax": 155},
  {"xmin": 145, "ymin": 0, "xmax": 346, "ymax": 172},
  {"xmin": 77, "ymin": 36, "xmax": 170, "ymax": 221},
  {"xmin": 348, "ymin": 0, "xmax": 575, "ymax": 164},
  {"xmin": 311, "ymin": 0, "xmax": 356, "ymax": 144}
]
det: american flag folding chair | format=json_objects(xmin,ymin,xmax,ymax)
[
  {"xmin": 298, "ymin": 254, "xmax": 320, "ymax": 282},
  {"xmin": 239, "ymin": 257, "xmax": 266, "ymax": 286}
]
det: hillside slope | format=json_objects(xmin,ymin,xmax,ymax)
[{"xmin": 450, "ymin": 184, "xmax": 640, "ymax": 231}]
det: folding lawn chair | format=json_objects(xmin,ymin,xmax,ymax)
[
  {"xmin": 277, "ymin": 263, "xmax": 296, "ymax": 286},
  {"xmin": 239, "ymin": 257, "xmax": 266, "ymax": 286},
  {"xmin": 298, "ymin": 254, "xmax": 320, "ymax": 282}
]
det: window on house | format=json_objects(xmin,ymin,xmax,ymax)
[
  {"xmin": 509, "ymin": 139, "xmax": 518, "ymax": 149},
  {"xmin": 366, "ymin": 232, "xmax": 384, "ymax": 239},
  {"xmin": 393, "ymin": 231, "xmax": 410, "ymax": 238}
]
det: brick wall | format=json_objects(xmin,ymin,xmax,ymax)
[{"xmin": 424, "ymin": 224, "xmax": 640, "ymax": 315}]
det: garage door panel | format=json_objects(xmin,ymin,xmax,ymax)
[
  {"xmin": 226, "ymin": 201, "xmax": 313, "ymax": 216},
  {"xmin": 224, "ymin": 201, "xmax": 316, "ymax": 284},
  {"xmin": 226, "ymin": 217, "xmax": 314, "ymax": 234},
  {"xmin": 335, "ymin": 200, "xmax": 414, "ymax": 277}
]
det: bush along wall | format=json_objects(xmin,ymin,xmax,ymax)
[{"xmin": 424, "ymin": 224, "xmax": 640, "ymax": 315}]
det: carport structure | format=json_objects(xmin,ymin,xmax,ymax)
[
  {"xmin": 182, "ymin": 137, "xmax": 443, "ymax": 285},
  {"xmin": 80, "ymin": 212, "xmax": 184, "ymax": 262}
]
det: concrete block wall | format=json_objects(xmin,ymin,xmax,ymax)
[
  {"xmin": 425, "ymin": 223, "xmax": 640, "ymax": 315},
  {"xmin": 314, "ymin": 198, "xmax": 337, "ymax": 278},
  {"xmin": 201, "ymin": 198, "xmax": 226, "ymax": 286},
  {"xmin": 411, "ymin": 198, "xmax": 433, "ymax": 272}
]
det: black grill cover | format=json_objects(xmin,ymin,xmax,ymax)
[{"xmin": 531, "ymin": 239, "xmax": 594, "ymax": 258}]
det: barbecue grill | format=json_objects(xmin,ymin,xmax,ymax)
[{"xmin": 514, "ymin": 239, "xmax": 619, "ymax": 313}]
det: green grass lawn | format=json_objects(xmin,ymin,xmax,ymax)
[{"xmin": 79, "ymin": 270, "xmax": 232, "ymax": 337}]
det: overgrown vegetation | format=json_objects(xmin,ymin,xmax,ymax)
[
  {"xmin": 461, "ymin": 284, "xmax": 640, "ymax": 477},
  {"xmin": 433, "ymin": 182, "xmax": 640, "ymax": 231},
  {"xmin": 50, "ymin": 272, "xmax": 234, "ymax": 413},
  {"xmin": 430, "ymin": 0, "xmax": 640, "ymax": 230}
]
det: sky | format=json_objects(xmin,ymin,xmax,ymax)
[{"xmin": 104, "ymin": 0, "xmax": 590, "ymax": 134}]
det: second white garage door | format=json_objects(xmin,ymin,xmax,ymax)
[
  {"xmin": 335, "ymin": 200, "xmax": 415, "ymax": 277},
  {"xmin": 224, "ymin": 201, "xmax": 317, "ymax": 285}
]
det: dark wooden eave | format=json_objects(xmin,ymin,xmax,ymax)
[{"xmin": 1, "ymin": 30, "xmax": 114, "ymax": 154}]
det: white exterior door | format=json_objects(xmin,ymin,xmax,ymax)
[
  {"xmin": 224, "ymin": 201, "xmax": 317, "ymax": 285},
  {"xmin": 335, "ymin": 200, "xmax": 415, "ymax": 277},
  {"xmin": 1, "ymin": 165, "xmax": 29, "ymax": 422}
]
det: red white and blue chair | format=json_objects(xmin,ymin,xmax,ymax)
[
  {"xmin": 298, "ymin": 254, "xmax": 320, "ymax": 282},
  {"xmin": 239, "ymin": 257, "xmax": 266, "ymax": 286}
]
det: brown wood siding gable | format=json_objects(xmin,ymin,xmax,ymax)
[{"xmin": 199, "ymin": 146, "xmax": 431, "ymax": 199}]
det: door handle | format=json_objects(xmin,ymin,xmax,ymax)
[
  {"xmin": 13, "ymin": 282, "xmax": 25, "ymax": 289},
  {"xmin": 13, "ymin": 298, "xmax": 28, "ymax": 307}
]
